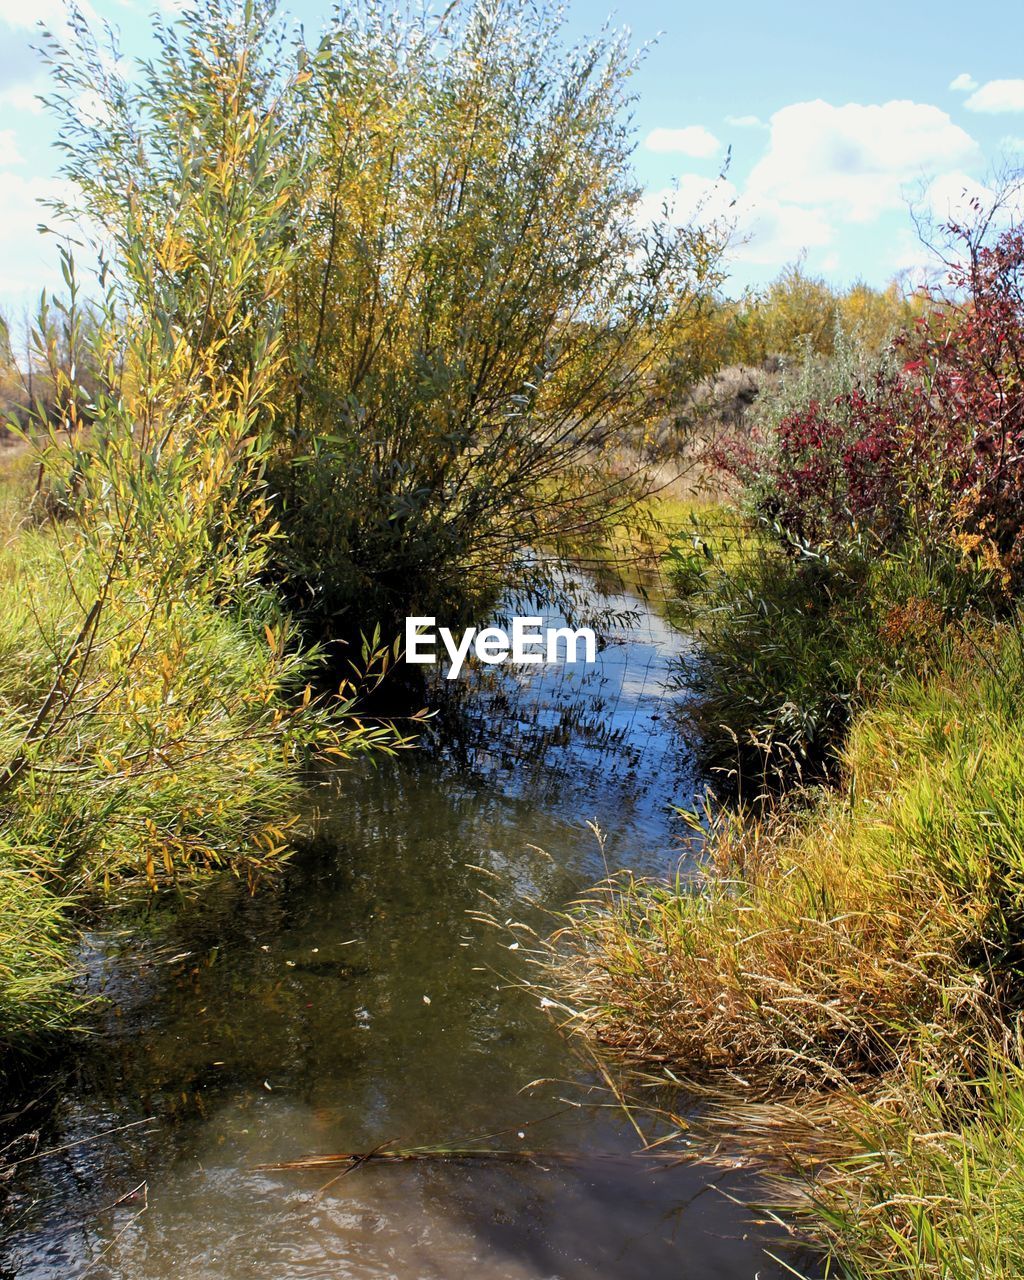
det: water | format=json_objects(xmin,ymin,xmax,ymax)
[{"xmin": 0, "ymin": 579, "xmax": 811, "ymax": 1279}]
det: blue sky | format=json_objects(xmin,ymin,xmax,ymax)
[{"xmin": 1, "ymin": 0, "xmax": 1023, "ymax": 319}]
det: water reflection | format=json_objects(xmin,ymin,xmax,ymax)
[{"xmin": 0, "ymin": 579, "xmax": 812, "ymax": 1279}]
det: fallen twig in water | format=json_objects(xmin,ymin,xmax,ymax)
[
  {"xmin": 256, "ymin": 1147, "xmax": 672, "ymax": 1172},
  {"xmin": 3, "ymin": 1116, "xmax": 157, "ymax": 1169}
]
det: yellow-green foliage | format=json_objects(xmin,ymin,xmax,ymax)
[
  {"xmin": 663, "ymin": 262, "xmax": 926, "ymax": 389},
  {"xmin": 552, "ymin": 619, "xmax": 1024, "ymax": 1090},
  {"xmin": 0, "ymin": 0, "xmax": 417, "ymax": 1066},
  {"xmin": 0, "ymin": 852, "xmax": 78, "ymax": 1051},
  {"xmin": 0, "ymin": 526, "xmax": 306, "ymax": 885},
  {"xmin": 50, "ymin": 0, "xmax": 726, "ymax": 639},
  {"xmin": 0, "ymin": 476, "xmax": 400, "ymax": 1058},
  {"xmin": 551, "ymin": 616, "xmax": 1024, "ymax": 1274},
  {"xmin": 809, "ymin": 1061, "xmax": 1024, "ymax": 1279}
]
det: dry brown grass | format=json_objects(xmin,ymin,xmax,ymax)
[
  {"xmin": 548, "ymin": 808, "xmax": 991, "ymax": 1096},
  {"xmin": 538, "ymin": 616, "xmax": 1024, "ymax": 1275},
  {"xmin": 543, "ymin": 617, "xmax": 1024, "ymax": 1096}
]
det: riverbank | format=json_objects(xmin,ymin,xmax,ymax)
[
  {"xmin": 549, "ymin": 586, "xmax": 1024, "ymax": 1275},
  {"xmin": 0, "ymin": 444, "xmax": 404, "ymax": 1083},
  {"xmin": 545, "ymin": 242, "xmax": 1024, "ymax": 1275}
]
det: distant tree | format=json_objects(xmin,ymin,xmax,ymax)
[
  {"xmin": 658, "ymin": 262, "xmax": 927, "ymax": 414},
  {"xmin": 753, "ymin": 261, "xmax": 839, "ymax": 356},
  {"xmin": 0, "ymin": 312, "xmax": 11, "ymax": 370},
  {"xmin": 0, "ymin": 311, "xmax": 16, "ymax": 435}
]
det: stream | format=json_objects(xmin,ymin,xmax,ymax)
[{"xmin": 0, "ymin": 576, "xmax": 813, "ymax": 1279}]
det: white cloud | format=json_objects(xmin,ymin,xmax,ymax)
[
  {"xmin": 0, "ymin": 0, "xmax": 97, "ymax": 30},
  {"xmin": 725, "ymin": 114, "xmax": 767, "ymax": 129},
  {"xmin": 888, "ymin": 228, "xmax": 943, "ymax": 289},
  {"xmin": 636, "ymin": 97, "xmax": 998, "ymax": 280},
  {"xmin": 638, "ymin": 176, "xmax": 832, "ymax": 270},
  {"xmin": 926, "ymin": 171, "xmax": 996, "ymax": 224},
  {"xmin": 0, "ymin": 82, "xmax": 45, "ymax": 115},
  {"xmin": 922, "ymin": 172, "xmax": 1024, "ymax": 232},
  {"xmin": 636, "ymin": 175, "xmax": 733, "ymax": 227},
  {"xmin": 737, "ymin": 198, "xmax": 833, "ymax": 265},
  {"xmin": 884, "ymin": 179, "xmax": 1024, "ymax": 291},
  {"xmin": 118, "ymin": 0, "xmax": 193, "ymax": 10},
  {"xmin": 0, "ymin": 23, "xmax": 45, "ymax": 98},
  {"xmin": 965, "ymin": 79, "xmax": 1024, "ymax": 113},
  {"xmin": 0, "ymin": 130, "xmax": 22, "ymax": 165},
  {"xmin": 644, "ymin": 126, "xmax": 720, "ymax": 159},
  {"xmin": 949, "ymin": 72, "xmax": 978, "ymax": 92},
  {"xmin": 0, "ymin": 0, "xmax": 43, "ymax": 28},
  {"xmin": 748, "ymin": 99, "xmax": 980, "ymax": 221},
  {"xmin": 73, "ymin": 88, "xmax": 111, "ymax": 127},
  {"xmin": 0, "ymin": 172, "xmax": 76, "ymax": 299}
]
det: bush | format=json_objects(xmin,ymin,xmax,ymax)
[
  {"xmin": 666, "ymin": 508, "xmax": 998, "ymax": 788},
  {"xmin": 0, "ymin": 4, "xmax": 411, "ymax": 1062},
  {"xmin": 0, "ymin": 462, "xmax": 404, "ymax": 1058},
  {"xmin": 0, "ymin": 524, "xmax": 321, "ymax": 885},
  {"xmin": 656, "ymin": 264, "xmax": 923, "ymax": 399},
  {"xmin": 0, "ymin": 853, "xmax": 78, "ymax": 1059},
  {"xmin": 47, "ymin": 0, "xmax": 724, "ymax": 644},
  {"xmin": 671, "ymin": 216, "xmax": 1024, "ymax": 786},
  {"xmin": 716, "ymin": 222, "xmax": 1024, "ymax": 587}
]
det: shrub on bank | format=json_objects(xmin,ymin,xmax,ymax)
[
  {"xmin": 0, "ymin": 855, "xmax": 78, "ymax": 1055},
  {"xmin": 667, "ymin": 512, "xmax": 998, "ymax": 789},
  {"xmin": 718, "ymin": 223, "xmax": 1024, "ymax": 579},
  {"xmin": 666, "ymin": 221, "xmax": 1024, "ymax": 790},
  {"xmin": 0, "ymin": 477, "xmax": 401, "ymax": 1063},
  {"xmin": 49, "ymin": 0, "xmax": 725, "ymax": 646}
]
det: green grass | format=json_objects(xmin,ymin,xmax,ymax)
[
  {"xmin": 0, "ymin": 447, "xmax": 401, "ymax": 1071},
  {"xmin": 546, "ymin": 606, "xmax": 1024, "ymax": 1277},
  {"xmin": 800, "ymin": 1059, "xmax": 1024, "ymax": 1279},
  {"xmin": 582, "ymin": 493, "xmax": 728, "ymax": 608},
  {"xmin": 663, "ymin": 508, "xmax": 1004, "ymax": 790},
  {"xmin": 0, "ymin": 852, "xmax": 79, "ymax": 1052}
]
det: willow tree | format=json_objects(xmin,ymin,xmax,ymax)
[
  {"xmin": 276, "ymin": 0, "xmax": 725, "ymax": 635},
  {"xmin": 0, "ymin": 1, "xmax": 403, "ymax": 891},
  {"xmin": 40, "ymin": 0, "xmax": 303, "ymax": 598},
  {"xmin": 46, "ymin": 0, "xmax": 725, "ymax": 643}
]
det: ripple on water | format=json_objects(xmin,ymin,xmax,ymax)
[{"xmin": 1, "ymin": 576, "xmax": 815, "ymax": 1280}]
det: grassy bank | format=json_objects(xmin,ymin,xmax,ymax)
[
  {"xmin": 0, "ymin": 446, "xmax": 401, "ymax": 1076},
  {"xmin": 546, "ymin": 214, "xmax": 1024, "ymax": 1277},
  {"xmin": 549, "ymin": 579, "xmax": 1024, "ymax": 1275},
  {"xmin": 582, "ymin": 489, "xmax": 743, "ymax": 612},
  {"xmin": 553, "ymin": 611, "xmax": 1023, "ymax": 1082}
]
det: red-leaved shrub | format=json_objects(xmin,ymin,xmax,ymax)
[{"xmin": 719, "ymin": 217, "xmax": 1024, "ymax": 588}]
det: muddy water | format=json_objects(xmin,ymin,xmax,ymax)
[{"xmin": 1, "ymin": 583, "xmax": 811, "ymax": 1279}]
